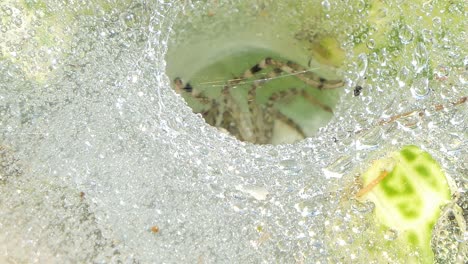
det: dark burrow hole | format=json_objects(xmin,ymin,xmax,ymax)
[
  {"xmin": 165, "ymin": 3, "xmax": 346, "ymax": 145},
  {"xmin": 166, "ymin": 47, "xmax": 345, "ymax": 145}
]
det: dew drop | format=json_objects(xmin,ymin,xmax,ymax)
[
  {"xmin": 377, "ymin": 48, "xmax": 389, "ymax": 67},
  {"xmin": 397, "ymin": 66, "xmax": 411, "ymax": 88},
  {"xmin": 3, "ymin": 7, "xmax": 13, "ymax": 16},
  {"xmin": 34, "ymin": 9, "xmax": 46, "ymax": 18},
  {"xmin": 355, "ymin": 127, "xmax": 381, "ymax": 151},
  {"xmin": 377, "ymin": 7, "xmax": 387, "ymax": 19},
  {"xmin": 434, "ymin": 64, "xmax": 450, "ymax": 81},
  {"xmin": 410, "ymin": 77, "xmax": 430, "ymax": 99},
  {"xmin": 422, "ymin": 1, "xmax": 433, "ymax": 12},
  {"xmin": 27, "ymin": 29, "xmax": 36, "ymax": 37},
  {"xmin": 356, "ymin": 0, "xmax": 366, "ymax": 12},
  {"xmin": 366, "ymin": 39, "xmax": 375, "ymax": 49},
  {"xmin": 412, "ymin": 42, "xmax": 428, "ymax": 74},
  {"xmin": 321, "ymin": 0, "xmax": 331, "ymax": 12},
  {"xmin": 398, "ymin": 25, "xmax": 414, "ymax": 44},
  {"xmin": 448, "ymin": 3, "xmax": 462, "ymax": 14},
  {"xmin": 279, "ymin": 159, "xmax": 302, "ymax": 175},
  {"xmin": 322, "ymin": 155, "xmax": 353, "ymax": 179},
  {"xmin": 351, "ymin": 200, "xmax": 374, "ymax": 214},
  {"xmin": 13, "ymin": 17, "xmax": 22, "ymax": 27},
  {"xmin": 120, "ymin": 12, "xmax": 137, "ymax": 28},
  {"xmin": 458, "ymin": 71, "xmax": 467, "ymax": 85},
  {"xmin": 421, "ymin": 29, "xmax": 433, "ymax": 43},
  {"xmin": 357, "ymin": 53, "xmax": 368, "ymax": 78},
  {"xmin": 384, "ymin": 229, "xmax": 398, "ymax": 241},
  {"xmin": 432, "ymin": 17, "xmax": 442, "ymax": 30}
]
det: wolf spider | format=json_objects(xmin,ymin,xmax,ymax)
[{"xmin": 173, "ymin": 57, "xmax": 344, "ymax": 144}]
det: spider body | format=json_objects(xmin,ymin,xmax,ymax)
[{"xmin": 174, "ymin": 57, "xmax": 344, "ymax": 144}]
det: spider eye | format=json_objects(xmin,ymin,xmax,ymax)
[
  {"xmin": 173, "ymin": 77, "xmax": 182, "ymax": 85},
  {"xmin": 250, "ymin": 64, "xmax": 263, "ymax": 74},
  {"xmin": 183, "ymin": 83, "xmax": 193, "ymax": 93},
  {"xmin": 273, "ymin": 68, "xmax": 282, "ymax": 74}
]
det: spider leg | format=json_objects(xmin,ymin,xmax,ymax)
[
  {"xmin": 241, "ymin": 63, "xmax": 333, "ymax": 142},
  {"xmin": 263, "ymin": 86, "xmax": 335, "ymax": 139},
  {"xmin": 300, "ymin": 90, "xmax": 333, "ymax": 113},
  {"xmin": 228, "ymin": 86, "xmax": 255, "ymax": 142},
  {"xmin": 173, "ymin": 77, "xmax": 191, "ymax": 94},
  {"xmin": 238, "ymin": 61, "xmax": 335, "ymax": 113},
  {"xmin": 173, "ymin": 77, "xmax": 211, "ymax": 104},
  {"xmin": 174, "ymin": 77, "xmax": 250, "ymax": 141},
  {"xmin": 220, "ymin": 56, "xmax": 343, "ymax": 109},
  {"xmin": 273, "ymin": 111, "xmax": 307, "ymax": 139},
  {"xmin": 265, "ymin": 58, "xmax": 344, "ymax": 89},
  {"xmin": 244, "ymin": 78, "xmax": 276, "ymax": 144},
  {"xmin": 225, "ymin": 57, "xmax": 343, "ymax": 91},
  {"xmin": 265, "ymin": 89, "xmax": 309, "ymax": 139},
  {"xmin": 243, "ymin": 67, "xmax": 301, "ymax": 143},
  {"xmin": 224, "ymin": 58, "xmax": 273, "ymax": 89},
  {"xmin": 217, "ymin": 62, "xmax": 277, "ymax": 143},
  {"xmin": 202, "ymin": 101, "xmax": 221, "ymax": 126},
  {"xmin": 174, "ymin": 77, "xmax": 226, "ymax": 127},
  {"xmin": 268, "ymin": 87, "xmax": 333, "ymax": 113},
  {"xmin": 209, "ymin": 81, "xmax": 253, "ymax": 141}
]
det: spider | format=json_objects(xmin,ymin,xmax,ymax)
[{"xmin": 173, "ymin": 57, "xmax": 344, "ymax": 144}]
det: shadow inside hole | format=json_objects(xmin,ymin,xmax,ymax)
[{"xmin": 168, "ymin": 48, "xmax": 344, "ymax": 145}]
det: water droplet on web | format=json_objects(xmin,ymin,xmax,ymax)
[
  {"xmin": 432, "ymin": 17, "xmax": 442, "ymax": 29},
  {"xmin": 277, "ymin": 240, "xmax": 293, "ymax": 252},
  {"xmin": 13, "ymin": 17, "xmax": 22, "ymax": 27},
  {"xmin": 422, "ymin": 1, "xmax": 433, "ymax": 12},
  {"xmin": 421, "ymin": 29, "xmax": 434, "ymax": 43},
  {"xmin": 357, "ymin": 53, "xmax": 368, "ymax": 78},
  {"xmin": 410, "ymin": 77, "xmax": 430, "ymax": 99},
  {"xmin": 432, "ymin": 202, "xmax": 467, "ymax": 263},
  {"xmin": 236, "ymin": 185, "xmax": 269, "ymax": 201},
  {"xmin": 375, "ymin": 50, "xmax": 388, "ymax": 67},
  {"xmin": 294, "ymin": 201, "xmax": 318, "ymax": 217},
  {"xmin": 3, "ymin": 6, "xmax": 13, "ymax": 16},
  {"xmin": 355, "ymin": 127, "xmax": 381, "ymax": 151},
  {"xmin": 279, "ymin": 159, "xmax": 302, "ymax": 175},
  {"xmin": 458, "ymin": 70, "xmax": 467, "ymax": 84},
  {"xmin": 412, "ymin": 42, "xmax": 428, "ymax": 74},
  {"xmin": 434, "ymin": 64, "xmax": 450, "ymax": 81},
  {"xmin": 321, "ymin": 0, "xmax": 331, "ymax": 12},
  {"xmin": 322, "ymin": 155, "xmax": 353, "ymax": 179},
  {"xmin": 366, "ymin": 39, "xmax": 375, "ymax": 49},
  {"xmin": 356, "ymin": 0, "xmax": 366, "ymax": 12},
  {"xmin": 383, "ymin": 229, "xmax": 398, "ymax": 241},
  {"xmin": 448, "ymin": 3, "xmax": 463, "ymax": 14},
  {"xmin": 398, "ymin": 25, "xmax": 414, "ymax": 44},
  {"xmin": 351, "ymin": 200, "xmax": 374, "ymax": 214},
  {"xmin": 397, "ymin": 66, "xmax": 411, "ymax": 88},
  {"xmin": 443, "ymin": 132, "xmax": 465, "ymax": 153}
]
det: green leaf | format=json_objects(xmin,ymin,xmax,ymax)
[{"xmin": 357, "ymin": 145, "xmax": 452, "ymax": 263}]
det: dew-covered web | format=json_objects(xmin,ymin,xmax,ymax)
[{"xmin": 0, "ymin": 0, "xmax": 466, "ymax": 263}]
